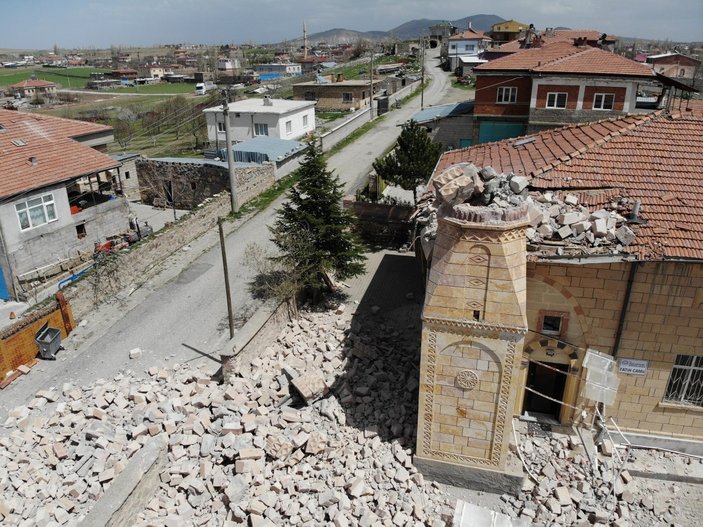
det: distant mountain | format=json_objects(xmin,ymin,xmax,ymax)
[{"xmin": 300, "ymin": 14, "xmax": 505, "ymax": 45}]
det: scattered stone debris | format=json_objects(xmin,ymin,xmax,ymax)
[
  {"xmin": 0, "ymin": 308, "xmax": 453, "ymax": 526},
  {"xmin": 414, "ymin": 163, "xmax": 638, "ymax": 258},
  {"xmin": 507, "ymin": 424, "xmax": 703, "ymax": 526}
]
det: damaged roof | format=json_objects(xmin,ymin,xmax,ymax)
[
  {"xmin": 0, "ymin": 109, "xmax": 119, "ymax": 199},
  {"xmin": 432, "ymin": 101, "xmax": 703, "ymax": 261}
]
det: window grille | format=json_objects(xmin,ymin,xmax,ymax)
[{"xmin": 664, "ymin": 355, "xmax": 703, "ymax": 407}]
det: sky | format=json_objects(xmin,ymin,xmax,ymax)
[{"xmin": 2, "ymin": 0, "xmax": 701, "ymax": 50}]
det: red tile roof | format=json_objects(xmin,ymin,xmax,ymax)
[
  {"xmin": 0, "ymin": 110, "xmax": 118, "ymax": 199},
  {"xmin": 10, "ymin": 79, "xmax": 57, "ymax": 89},
  {"xmin": 434, "ymin": 101, "xmax": 703, "ymax": 260},
  {"xmin": 477, "ymin": 42, "xmax": 654, "ymax": 77},
  {"xmin": 449, "ymin": 29, "xmax": 490, "ymax": 41}
]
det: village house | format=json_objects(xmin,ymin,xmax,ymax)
[
  {"xmin": 647, "ymin": 52, "xmax": 700, "ymax": 87},
  {"xmin": 202, "ymin": 97, "xmax": 316, "ymax": 143},
  {"xmin": 293, "ymin": 76, "xmax": 382, "ymax": 111},
  {"xmin": 487, "ymin": 19, "xmax": 528, "ymax": 46},
  {"xmin": 0, "ymin": 110, "xmax": 128, "ymax": 301},
  {"xmin": 8, "ymin": 79, "xmax": 57, "ymax": 100},
  {"xmin": 471, "ymin": 39, "xmax": 659, "ymax": 143},
  {"xmin": 255, "ymin": 62, "xmax": 302, "ymax": 79},
  {"xmin": 412, "ymin": 101, "xmax": 703, "ymax": 488},
  {"xmin": 446, "ymin": 27, "xmax": 492, "ymax": 72}
]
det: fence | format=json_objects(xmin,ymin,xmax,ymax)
[{"xmin": 0, "ymin": 294, "xmax": 74, "ymax": 384}]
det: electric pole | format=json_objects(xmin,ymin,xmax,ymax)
[
  {"xmin": 369, "ymin": 43, "xmax": 374, "ymax": 121},
  {"xmin": 421, "ymin": 36, "xmax": 426, "ymax": 110},
  {"xmin": 221, "ymin": 88, "xmax": 239, "ymax": 214},
  {"xmin": 218, "ymin": 217, "xmax": 235, "ymax": 339}
]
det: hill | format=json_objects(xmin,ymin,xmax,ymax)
[{"xmin": 301, "ymin": 14, "xmax": 505, "ymax": 44}]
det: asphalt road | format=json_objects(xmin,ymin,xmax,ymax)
[{"xmin": 0, "ymin": 56, "xmax": 454, "ymax": 419}]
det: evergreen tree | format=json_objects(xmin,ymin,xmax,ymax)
[
  {"xmin": 269, "ymin": 140, "xmax": 366, "ymax": 296},
  {"xmin": 372, "ymin": 119, "xmax": 442, "ymax": 204}
]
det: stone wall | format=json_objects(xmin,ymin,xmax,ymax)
[
  {"xmin": 342, "ymin": 198, "xmax": 414, "ymax": 248},
  {"xmin": 64, "ymin": 193, "xmax": 233, "ymax": 321},
  {"xmin": 526, "ymin": 260, "xmax": 703, "ymax": 440},
  {"xmin": 136, "ymin": 159, "xmax": 275, "ymax": 210}
]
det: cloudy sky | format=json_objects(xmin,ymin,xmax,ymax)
[{"xmin": 4, "ymin": 0, "xmax": 701, "ymax": 49}]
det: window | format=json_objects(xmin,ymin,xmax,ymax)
[
  {"xmin": 679, "ymin": 68, "xmax": 686, "ymax": 77},
  {"xmin": 546, "ymin": 92, "xmax": 568, "ymax": 109},
  {"xmin": 496, "ymin": 86, "xmax": 517, "ymax": 104},
  {"xmin": 302, "ymin": 115, "xmax": 308, "ymax": 127},
  {"xmin": 593, "ymin": 93, "xmax": 615, "ymax": 110},
  {"xmin": 16, "ymin": 193, "xmax": 57, "ymax": 231},
  {"xmin": 76, "ymin": 224, "xmax": 86, "ymax": 239},
  {"xmin": 464, "ymin": 44, "xmax": 474, "ymax": 52},
  {"xmin": 125, "ymin": 171, "xmax": 131, "ymax": 180},
  {"xmin": 538, "ymin": 311, "xmax": 569, "ymax": 337},
  {"xmin": 665, "ymin": 355, "xmax": 703, "ymax": 407},
  {"xmin": 254, "ymin": 123, "xmax": 268, "ymax": 136},
  {"xmin": 285, "ymin": 120, "xmax": 292, "ymax": 135},
  {"xmin": 342, "ymin": 92, "xmax": 353, "ymax": 103},
  {"xmin": 450, "ymin": 44, "xmax": 456, "ymax": 50},
  {"xmin": 304, "ymin": 91, "xmax": 316, "ymax": 101},
  {"xmin": 217, "ymin": 122, "xmax": 225, "ymax": 132}
]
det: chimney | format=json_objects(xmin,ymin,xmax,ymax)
[
  {"xmin": 468, "ymin": 20, "xmax": 472, "ymax": 31},
  {"xmin": 336, "ymin": 73, "xmax": 344, "ymax": 82},
  {"xmin": 575, "ymin": 36, "xmax": 587, "ymax": 47},
  {"xmin": 263, "ymin": 95, "xmax": 272, "ymax": 106},
  {"xmin": 532, "ymin": 35, "xmax": 542, "ymax": 48}
]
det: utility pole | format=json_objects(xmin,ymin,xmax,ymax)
[
  {"xmin": 369, "ymin": 43, "xmax": 374, "ymax": 121},
  {"xmin": 221, "ymin": 88, "xmax": 239, "ymax": 214},
  {"xmin": 218, "ymin": 217, "xmax": 235, "ymax": 339},
  {"xmin": 421, "ymin": 36, "xmax": 426, "ymax": 110}
]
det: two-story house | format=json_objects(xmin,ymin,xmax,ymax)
[
  {"xmin": 255, "ymin": 62, "xmax": 302, "ymax": 79},
  {"xmin": 203, "ymin": 97, "xmax": 316, "ymax": 144},
  {"xmin": 446, "ymin": 28, "xmax": 492, "ymax": 72},
  {"xmin": 0, "ymin": 110, "xmax": 128, "ymax": 301},
  {"xmin": 487, "ymin": 19, "xmax": 528, "ymax": 46},
  {"xmin": 471, "ymin": 40, "xmax": 658, "ymax": 144},
  {"xmin": 647, "ymin": 52, "xmax": 700, "ymax": 88}
]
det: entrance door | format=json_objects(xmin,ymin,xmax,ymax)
[
  {"xmin": 0, "ymin": 267, "xmax": 9, "ymax": 300},
  {"xmin": 523, "ymin": 361, "xmax": 568, "ymax": 420}
]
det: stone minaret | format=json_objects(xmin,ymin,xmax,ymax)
[
  {"xmin": 303, "ymin": 21, "xmax": 308, "ymax": 60},
  {"xmin": 415, "ymin": 204, "xmax": 529, "ymax": 492}
]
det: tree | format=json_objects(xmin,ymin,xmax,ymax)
[
  {"xmin": 269, "ymin": 140, "xmax": 366, "ymax": 298},
  {"xmin": 372, "ymin": 120, "xmax": 442, "ymax": 204},
  {"xmin": 113, "ymin": 119, "xmax": 134, "ymax": 150}
]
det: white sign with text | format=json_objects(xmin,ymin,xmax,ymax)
[{"xmin": 619, "ymin": 358, "xmax": 648, "ymax": 376}]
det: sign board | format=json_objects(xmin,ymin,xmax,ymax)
[{"xmin": 619, "ymin": 358, "xmax": 648, "ymax": 376}]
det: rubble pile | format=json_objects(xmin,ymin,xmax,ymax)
[
  {"xmin": 508, "ymin": 429, "xmax": 680, "ymax": 526},
  {"xmin": 0, "ymin": 308, "xmax": 453, "ymax": 526},
  {"xmin": 415, "ymin": 163, "xmax": 637, "ymax": 257}
]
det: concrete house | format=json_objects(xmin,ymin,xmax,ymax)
[
  {"xmin": 203, "ymin": 97, "xmax": 316, "ymax": 144},
  {"xmin": 293, "ymin": 77, "xmax": 382, "ymax": 111},
  {"xmin": 255, "ymin": 62, "xmax": 302, "ymax": 79},
  {"xmin": 487, "ymin": 19, "xmax": 528, "ymax": 46},
  {"xmin": 412, "ymin": 102, "xmax": 703, "ymax": 487},
  {"xmin": 9, "ymin": 79, "xmax": 57, "ymax": 99},
  {"xmin": 647, "ymin": 52, "xmax": 700, "ymax": 87},
  {"xmin": 0, "ymin": 110, "xmax": 128, "ymax": 300},
  {"xmin": 472, "ymin": 40, "xmax": 659, "ymax": 144},
  {"xmin": 446, "ymin": 28, "xmax": 492, "ymax": 72}
]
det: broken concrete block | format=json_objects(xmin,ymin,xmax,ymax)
[
  {"xmin": 509, "ymin": 176, "xmax": 529, "ymax": 194},
  {"xmin": 129, "ymin": 348, "xmax": 142, "ymax": 359},
  {"xmin": 615, "ymin": 225, "xmax": 635, "ymax": 246}
]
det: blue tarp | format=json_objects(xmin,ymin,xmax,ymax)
[{"xmin": 218, "ymin": 137, "xmax": 307, "ymax": 164}]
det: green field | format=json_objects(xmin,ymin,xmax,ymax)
[
  {"xmin": 110, "ymin": 82, "xmax": 196, "ymax": 95},
  {"xmin": 0, "ymin": 66, "xmax": 111, "ymax": 88}
]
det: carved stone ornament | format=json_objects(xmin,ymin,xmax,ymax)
[{"xmin": 455, "ymin": 369, "xmax": 479, "ymax": 391}]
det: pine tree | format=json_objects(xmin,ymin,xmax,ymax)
[
  {"xmin": 372, "ymin": 119, "xmax": 443, "ymax": 204},
  {"xmin": 269, "ymin": 140, "xmax": 366, "ymax": 297}
]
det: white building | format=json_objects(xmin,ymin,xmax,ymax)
[
  {"xmin": 203, "ymin": 97, "xmax": 316, "ymax": 143},
  {"xmin": 217, "ymin": 58, "xmax": 241, "ymax": 71},
  {"xmin": 447, "ymin": 28, "xmax": 492, "ymax": 72},
  {"xmin": 255, "ymin": 63, "xmax": 302, "ymax": 78}
]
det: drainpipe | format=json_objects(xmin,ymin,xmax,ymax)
[{"xmin": 612, "ymin": 261, "xmax": 641, "ymax": 359}]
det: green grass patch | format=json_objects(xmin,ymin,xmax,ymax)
[
  {"xmin": 326, "ymin": 55, "xmax": 410, "ymax": 81},
  {"xmin": 0, "ymin": 67, "xmax": 111, "ymax": 88},
  {"xmin": 111, "ymin": 82, "xmax": 196, "ymax": 94},
  {"xmin": 317, "ymin": 111, "xmax": 347, "ymax": 121},
  {"xmin": 451, "ymin": 79, "xmax": 475, "ymax": 90}
]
